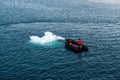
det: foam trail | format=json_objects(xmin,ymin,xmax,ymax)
[{"xmin": 30, "ymin": 31, "xmax": 65, "ymax": 44}]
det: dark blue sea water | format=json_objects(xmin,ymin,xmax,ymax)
[{"xmin": 1, "ymin": 0, "xmax": 120, "ymax": 80}]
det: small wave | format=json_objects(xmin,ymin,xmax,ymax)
[
  {"xmin": 89, "ymin": 0, "xmax": 120, "ymax": 5},
  {"xmin": 30, "ymin": 31, "xmax": 65, "ymax": 45},
  {"xmin": 0, "ymin": 17, "xmax": 117, "ymax": 26}
]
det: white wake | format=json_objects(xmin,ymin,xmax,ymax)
[{"xmin": 30, "ymin": 31, "xmax": 65, "ymax": 44}]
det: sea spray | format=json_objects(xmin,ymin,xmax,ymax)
[{"xmin": 30, "ymin": 31, "xmax": 65, "ymax": 44}]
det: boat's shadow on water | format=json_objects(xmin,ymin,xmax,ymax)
[
  {"xmin": 77, "ymin": 51, "xmax": 88, "ymax": 60},
  {"xmin": 65, "ymin": 46, "xmax": 89, "ymax": 61}
]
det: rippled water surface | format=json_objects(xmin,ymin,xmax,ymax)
[{"xmin": 0, "ymin": 0, "xmax": 120, "ymax": 80}]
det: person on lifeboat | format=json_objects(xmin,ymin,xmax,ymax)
[{"xmin": 77, "ymin": 38, "xmax": 82, "ymax": 50}]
